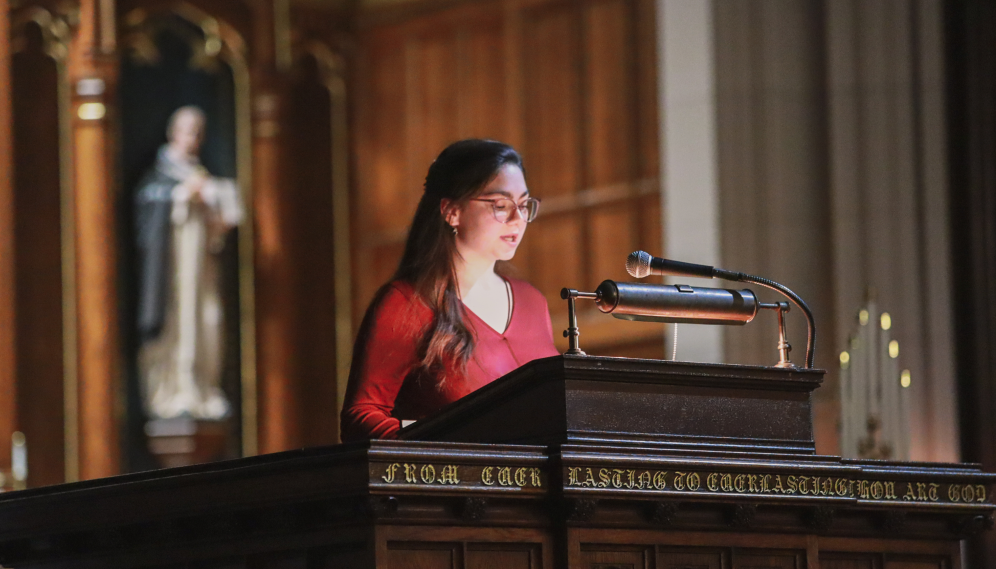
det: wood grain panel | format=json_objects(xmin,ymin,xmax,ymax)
[
  {"xmin": 288, "ymin": 54, "xmax": 338, "ymax": 447},
  {"xmin": 521, "ymin": 3, "xmax": 582, "ymax": 199},
  {"xmin": 584, "ymin": 0, "xmax": 636, "ymax": 188},
  {"xmin": 590, "ymin": 204, "xmax": 638, "ymax": 287},
  {"xmin": 528, "ymin": 214, "xmax": 582, "ymax": 304},
  {"xmin": 821, "ymin": 556, "xmax": 878, "ymax": 569},
  {"xmin": 405, "ymin": 28, "xmax": 460, "ymax": 193},
  {"xmin": 12, "ymin": 31, "xmax": 65, "ymax": 487},
  {"xmin": 634, "ymin": 0, "xmax": 659, "ymax": 180},
  {"xmin": 732, "ymin": 549, "xmax": 803, "ymax": 568},
  {"xmin": 580, "ymin": 545, "xmax": 650, "ymax": 569},
  {"xmin": 657, "ymin": 547, "xmax": 724, "ymax": 569},
  {"xmin": 466, "ymin": 543, "xmax": 541, "ymax": 569},
  {"xmin": 458, "ymin": 15, "xmax": 508, "ymax": 140},
  {"xmin": 0, "ymin": 0, "xmax": 15, "ymax": 477},
  {"xmin": 637, "ymin": 192, "xmax": 662, "ymax": 256},
  {"xmin": 357, "ymin": 35, "xmax": 408, "ymax": 237},
  {"xmin": 385, "ymin": 542, "xmax": 458, "ymax": 569},
  {"xmin": 353, "ymin": 33, "xmax": 407, "ymax": 314},
  {"xmin": 883, "ymin": 560, "xmax": 948, "ymax": 569}
]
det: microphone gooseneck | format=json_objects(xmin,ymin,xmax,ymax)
[{"xmin": 626, "ymin": 251, "xmax": 817, "ymax": 369}]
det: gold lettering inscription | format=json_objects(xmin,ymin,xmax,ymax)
[
  {"xmin": 674, "ymin": 472, "xmax": 685, "ymax": 491},
  {"xmin": 928, "ymin": 483, "xmax": 940, "ymax": 502},
  {"xmin": 721, "ymin": 474, "xmax": 734, "ymax": 492},
  {"xmin": 480, "ymin": 466, "xmax": 543, "ymax": 487},
  {"xmin": 905, "ymin": 483, "xmax": 917, "ymax": 501},
  {"xmin": 885, "ymin": 481, "xmax": 897, "ymax": 500},
  {"xmin": 439, "ymin": 465, "xmax": 460, "ymax": 485},
  {"xmin": 420, "ymin": 464, "xmax": 436, "ymax": 484},
  {"xmin": 787, "ymin": 476, "xmax": 798, "ymax": 494},
  {"xmin": 382, "ymin": 463, "xmax": 460, "ymax": 485},
  {"xmin": 708, "ymin": 473, "xmax": 719, "ymax": 491},
  {"xmin": 382, "ymin": 463, "xmax": 400, "ymax": 483},
  {"xmin": 653, "ymin": 471, "xmax": 668, "ymax": 490},
  {"xmin": 584, "ymin": 468, "xmax": 596, "ymax": 487},
  {"xmin": 559, "ymin": 466, "xmax": 978, "ymax": 505},
  {"xmin": 949, "ymin": 484, "xmax": 960, "ymax": 502},
  {"xmin": 609, "ymin": 469, "xmax": 624, "ymax": 489},
  {"xmin": 598, "ymin": 469, "xmax": 611, "ymax": 488},
  {"xmin": 688, "ymin": 472, "xmax": 701, "ymax": 491},
  {"xmin": 734, "ymin": 474, "xmax": 747, "ymax": 493},
  {"xmin": 404, "ymin": 463, "xmax": 418, "ymax": 484},
  {"xmin": 514, "ymin": 468, "xmax": 527, "ymax": 487},
  {"xmin": 962, "ymin": 485, "xmax": 977, "ymax": 503}
]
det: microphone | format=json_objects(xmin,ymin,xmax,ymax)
[
  {"xmin": 624, "ymin": 251, "xmax": 817, "ymax": 368},
  {"xmin": 626, "ymin": 250, "xmax": 741, "ymax": 280}
]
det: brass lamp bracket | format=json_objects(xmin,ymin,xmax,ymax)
[{"xmin": 560, "ymin": 288, "xmax": 597, "ymax": 355}]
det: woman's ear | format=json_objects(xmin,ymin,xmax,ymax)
[{"xmin": 440, "ymin": 199, "xmax": 460, "ymax": 228}]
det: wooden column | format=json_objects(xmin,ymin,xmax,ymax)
[
  {"xmin": 0, "ymin": 0, "xmax": 17, "ymax": 474},
  {"xmin": 66, "ymin": 0, "xmax": 120, "ymax": 479},
  {"xmin": 252, "ymin": 0, "xmax": 300, "ymax": 454}
]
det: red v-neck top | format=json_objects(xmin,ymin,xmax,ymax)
[{"xmin": 340, "ymin": 278, "xmax": 559, "ymax": 441}]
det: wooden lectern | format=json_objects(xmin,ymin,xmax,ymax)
[{"xmin": 0, "ymin": 355, "xmax": 993, "ymax": 568}]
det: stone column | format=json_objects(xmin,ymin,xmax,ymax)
[{"xmin": 657, "ymin": 0, "xmax": 724, "ymax": 363}]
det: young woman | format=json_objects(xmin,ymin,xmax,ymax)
[{"xmin": 340, "ymin": 139, "xmax": 559, "ymax": 441}]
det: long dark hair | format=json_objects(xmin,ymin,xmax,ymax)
[{"xmin": 395, "ymin": 139, "xmax": 524, "ymax": 381}]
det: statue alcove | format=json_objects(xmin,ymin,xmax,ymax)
[{"xmin": 118, "ymin": 8, "xmax": 252, "ymax": 470}]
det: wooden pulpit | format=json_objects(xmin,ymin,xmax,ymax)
[{"xmin": 0, "ymin": 356, "xmax": 993, "ymax": 569}]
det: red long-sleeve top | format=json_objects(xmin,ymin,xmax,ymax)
[{"xmin": 340, "ymin": 278, "xmax": 559, "ymax": 441}]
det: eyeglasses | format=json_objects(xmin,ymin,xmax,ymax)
[{"xmin": 471, "ymin": 197, "xmax": 541, "ymax": 223}]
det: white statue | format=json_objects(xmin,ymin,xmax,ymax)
[{"xmin": 134, "ymin": 106, "xmax": 243, "ymax": 420}]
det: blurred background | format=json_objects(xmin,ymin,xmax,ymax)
[{"xmin": 0, "ymin": 0, "xmax": 993, "ymax": 562}]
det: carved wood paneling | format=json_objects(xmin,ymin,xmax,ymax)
[
  {"xmin": 12, "ymin": 23, "xmax": 66, "ymax": 488},
  {"xmin": 352, "ymin": 0, "xmax": 660, "ymax": 358},
  {"xmin": 288, "ymin": 54, "xmax": 339, "ymax": 447},
  {"xmin": 0, "ymin": 0, "xmax": 16, "ymax": 479},
  {"xmin": 68, "ymin": 0, "xmax": 122, "ymax": 479}
]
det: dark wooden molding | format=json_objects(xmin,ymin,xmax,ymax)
[
  {"xmin": 564, "ymin": 497, "xmax": 598, "ymax": 523},
  {"xmin": 805, "ymin": 505, "xmax": 835, "ymax": 532},
  {"xmin": 879, "ymin": 510, "xmax": 908, "ymax": 535},
  {"xmin": 459, "ymin": 497, "xmax": 488, "ymax": 522},
  {"xmin": 647, "ymin": 500, "xmax": 679, "ymax": 526},
  {"xmin": 726, "ymin": 503, "xmax": 757, "ymax": 529}
]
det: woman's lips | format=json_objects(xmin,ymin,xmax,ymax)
[{"xmin": 501, "ymin": 233, "xmax": 520, "ymax": 246}]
